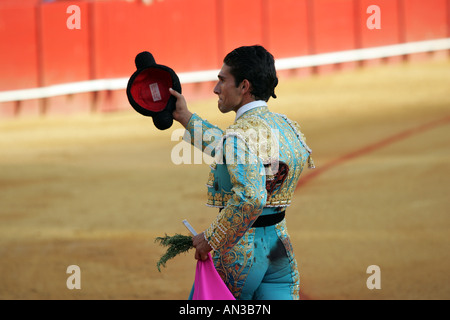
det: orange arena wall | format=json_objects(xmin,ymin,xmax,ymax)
[{"xmin": 0, "ymin": 0, "xmax": 449, "ymax": 118}]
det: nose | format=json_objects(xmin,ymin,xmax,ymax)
[{"xmin": 213, "ymin": 82, "xmax": 220, "ymax": 95}]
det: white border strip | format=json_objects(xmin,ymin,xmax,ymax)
[
  {"xmin": 1, "ymin": 38, "xmax": 449, "ymax": 103},
  {"xmin": 275, "ymin": 38, "xmax": 450, "ymax": 70}
]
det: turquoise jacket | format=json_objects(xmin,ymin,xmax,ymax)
[{"xmin": 185, "ymin": 105, "xmax": 314, "ymax": 252}]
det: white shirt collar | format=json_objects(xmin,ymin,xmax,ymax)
[{"xmin": 235, "ymin": 100, "xmax": 268, "ymax": 121}]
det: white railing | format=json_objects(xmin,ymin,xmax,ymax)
[{"xmin": 0, "ymin": 38, "xmax": 449, "ymax": 103}]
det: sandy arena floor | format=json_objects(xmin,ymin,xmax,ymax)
[{"xmin": 0, "ymin": 58, "xmax": 449, "ymax": 300}]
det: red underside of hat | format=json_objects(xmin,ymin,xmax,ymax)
[{"xmin": 130, "ymin": 68, "xmax": 172, "ymax": 112}]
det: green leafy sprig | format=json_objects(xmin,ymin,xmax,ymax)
[{"xmin": 155, "ymin": 234, "xmax": 194, "ymax": 272}]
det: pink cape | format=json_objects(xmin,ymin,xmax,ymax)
[{"xmin": 192, "ymin": 253, "xmax": 235, "ymax": 300}]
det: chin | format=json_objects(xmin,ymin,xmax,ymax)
[
  {"xmin": 219, "ymin": 107, "xmax": 231, "ymax": 114},
  {"xmin": 217, "ymin": 104, "xmax": 226, "ymax": 114}
]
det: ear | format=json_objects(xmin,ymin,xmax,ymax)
[{"xmin": 240, "ymin": 79, "xmax": 252, "ymax": 95}]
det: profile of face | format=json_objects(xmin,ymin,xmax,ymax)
[{"xmin": 213, "ymin": 64, "xmax": 248, "ymax": 114}]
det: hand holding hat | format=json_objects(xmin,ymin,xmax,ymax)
[{"xmin": 169, "ymin": 88, "xmax": 192, "ymax": 128}]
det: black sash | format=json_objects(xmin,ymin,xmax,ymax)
[{"xmin": 251, "ymin": 211, "xmax": 285, "ymax": 228}]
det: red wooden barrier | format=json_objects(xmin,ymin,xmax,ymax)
[
  {"xmin": 310, "ymin": 0, "xmax": 358, "ymax": 73},
  {"xmin": 358, "ymin": 0, "xmax": 401, "ymax": 47},
  {"xmin": 90, "ymin": 0, "xmax": 221, "ymax": 112},
  {"xmin": 403, "ymin": 0, "xmax": 448, "ymax": 61},
  {"xmin": 0, "ymin": 0, "xmax": 449, "ymax": 118},
  {"xmin": 39, "ymin": 2, "xmax": 91, "ymax": 85},
  {"xmin": 91, "ymin": 0, "xmax": 220, "ymax": 79},
  {"xmin": 266, "ymin": 0, "xmax": 310, "ymax": 58},
  {"xmin": 39, "ymin": 1, "xmax": 92, "ymax": 115},
  {"xmin": 357, "ymin": 0, "xmax": 403, "ymax": 67},
  {"xmin": 0, "ymin": 4, "xmax": 39, "ymax": 91},
  {"xmin": 266, "ymin": 0, "xmax": 313, "ymax": 77},
  {"xmin": 0, "ymin": 3, "xmax": 40, "ymax": 117},
  {"xmin": 220, "ymin": 0, "xmax": 266, "ymax": 56},
  {"xmin": 403, "ymin": 0, "xmax": 447, "ymax": 42}
]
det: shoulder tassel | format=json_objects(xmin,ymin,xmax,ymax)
[{"xmin": 308, "ymin": 154, "xmax": 315, "ymax": 169}]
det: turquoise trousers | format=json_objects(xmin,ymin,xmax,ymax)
[
  {"xmin": 189, "ymin": 219, "xmax": 300, "ymax": 300},
  {"xmin": 239, "ymin": 224, "xmax": 298, "ymax": 300}
]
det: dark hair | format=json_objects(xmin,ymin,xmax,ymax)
[{"xmin": 223, "ymin": 45, "xmax": 278, "ymax": 102}]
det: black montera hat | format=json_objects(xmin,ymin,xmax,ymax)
[{"xmin": 126, "ymin": 51, "xmax": 181, "ymax": 130}]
